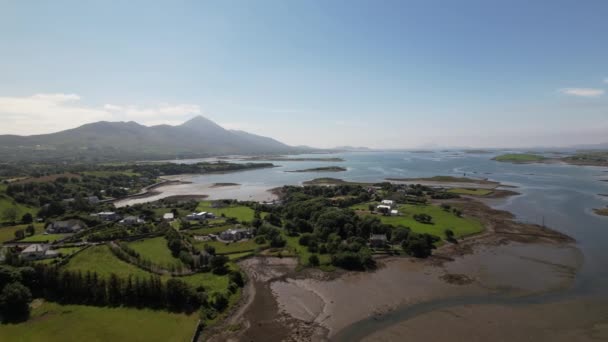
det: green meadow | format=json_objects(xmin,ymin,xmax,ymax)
[
  {"xmin": 62, "ymin": 245, "xmax": 152, "ymax": 280},
  {"xmin": 0, "ymin": 300, "xmax": 197, "ymax": 342},
  {"xmin": 493, "ymin": 153, "xmax": 545, "ymax": 163},
  {"xmin": 196, "ymin": 201, "xmax": 255, "ymax": 222},
  {"xmin": 128, "ymin": 237, "xmax": 184, "ymax": 268},
  {"xmin": 352, "ymin": 202, "xmax": 483, "ymax": 239},
  {"xmin": 448, "ymin": 188, "xmax": 493, "ymax": 196}
]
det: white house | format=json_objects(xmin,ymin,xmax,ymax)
[
  {"xmin": 186, "ymin": 212, "xmax": 215, "ymax": 221},
  {"xmin": 96, "ymin": 212, "xmax": 121, "ymax": 221},
  {"xmin": 381, "ymin": 199, "xmax": 395, "ymax": 207},
  {"xmin": 163, "ymin": 213, "xmax": 175, "ymax": 221},
  {"xmin": 46, "ymin": 220, "xmax": 85, "ymax": 234},
  {"xmin": 376, "ymin": 204, "xmax": 392, "ymax": 214},
  {"xmin": 390, "ymin": 209, "xmax": 399, "ymax": 216},
  {"xmin": 120, "ymin": 216, "xmax": 145, "ymax": 225},
  {"xmin": 219, "ymin": 228, "xmax": 252, "ymax": 241},
  {"xmin": 20, "ymin": 244, "xmax": 58, "ymax": 260}
]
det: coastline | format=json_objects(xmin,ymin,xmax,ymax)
[{"xmin": 203, "ymin": 194, "xmax": 582, "ymax": 342}]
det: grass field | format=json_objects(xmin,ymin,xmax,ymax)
[
  {"xmin": 20, "ymin": 233, "xmax": 67, "ymax": 243},
  {"xmin": 0, "ymin": 194, "xmax": 38, "ymax": 224},
  {"xmin": 352, "ymin": 202, "xmax": 484, "ymax": 239},
  {"xmin": 177, "ymin": 271, "xmax": 231, "ymax": 294},
  {"xmin": 186, "ymin": 225, "xmax": 231, "ymax": 235},
  {"xmin": 63, "ymin": 245, "xmax": 152, "ymax": 280},
  {"xmin": 128, "ymin": 237, "xmax": 184, "ymax": 268},
  {"xmin": 448, "ymin": 188, "xmax": 493, "ymax": 196},
  {"xmin": 80, "ymin": 170, "xmax": 141, "ymax": 177},
  {"xmin": 194, "ymin": 239, "xmax": 267, "ymax": 254},
  {"xmin": 54, "ymin": 246, "xmax": 83, "ymax": 256},
  {"xmin": 284, "ymin": 235, "xmax": 332, "ymax": 268},
  {"xmin": 0, "ymin": 223, "xmax": 44, "ymax": 243},
  {"xmin": 196, "ymin": 201, "xmax": 255, "ymax": 222},
  {"xmin": 493, "ymin": 153, "xmax": 545, "ymax": 163},
  {"xmin": 0, "ymin": 300, "xmax": 197, "ymax": 342}
]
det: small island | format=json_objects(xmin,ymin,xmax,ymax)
[
  {"xmin": 492, "ymin": 153, "xmax": 546, "ymax": 163},
  {"xmin": 239, "ymin": 156, "xmax": 345, "ymax": 162},
  {"xmin": 593, "ymin": 207, "xmax": 608, "ymax": 216},
  {"xmin": 492, "ymin": 151, "xmax": 608, "ymax": 167},
  {"xmin": 286, "ymin": 166, "xmax": 347, "ymax": 173},
  {"xmin": 386, "ymin": 175, "xmax": 499, "ymax": 185}
]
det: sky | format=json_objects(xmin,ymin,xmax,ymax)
[{"xmin": 0, "ymin": 0, "xmax": 607, "ymax": 148}]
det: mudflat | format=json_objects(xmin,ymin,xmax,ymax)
[{"xmin": 206, "ymin": 196, "xmax": 582, "ymax": 342}]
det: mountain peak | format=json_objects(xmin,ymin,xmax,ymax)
[{"xmin": 181, "ymin": 115, "xmax": 217, "ymax": 126}]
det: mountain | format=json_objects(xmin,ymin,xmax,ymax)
[{"xmin": 0, "ymin": 116, "xmax": 304, "ymax": 162}]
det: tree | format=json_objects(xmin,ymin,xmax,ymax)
[
  {"xmin": 210, "ymin": 255, "xmax": 229, "ymax": 274},
  {"xmin": 308, "ymin": 254, "xmax": 320, "ymax": 266},
  {"xmin": 25, "ymin": 224, "xmax": 36, "ymax": 236},
  {"xmin": 21, "ymin": 213, "xmax": 33, "ymax": 224},
  {"xmin": 445, "ymin": 229, "xmax": 457, "ymax": 243},
  {"xmin": 413, "ymin": 213, "xmax": 433, "ymax": 224},
  {"xmin": 166, "ymin": 278, "xmax": 195, "ymax": 312},
  {"xmin": 368, "ymin": 204, "xmax": 375, "ymax": 212},
  {"xmin": 2, "ymin": 207, "xmax": 18, "ymax": 224},
  {"xmin": 228, "ymin": 271, "xmax": 244, "ymax": 287},
  {"xmin": 14, "ymin": 229, "xmax": 25, "ymax": 240},
  {"xmin": 0, "ymin": 282, "xmax": 32, "ymax": 322},
  {"xmin": 203, "ymin": 244, "xmax": 216, "ymax": 256}
]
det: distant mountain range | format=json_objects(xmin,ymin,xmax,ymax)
[{"xmin": 0, "ymin": 116, "xmax": 309, "ymax": 162}]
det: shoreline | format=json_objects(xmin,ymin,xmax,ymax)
[{"xmin": 204, "ymin": 193, "xmax": 581, "ymax": 341}]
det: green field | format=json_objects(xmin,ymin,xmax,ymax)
[
  {"xmin": 20, "ymin": 233, "xmax": 67, "ymax": 243},
  {"xmin": 284, "ymin": 235, "xmax": 332, "ymax": 268},
  {"xmin": 0, "ymin": 300, "xmax": 197, "ymax": 342},
  {"xmin": 0, "ymin": 223, "xmax": 44, "ymax": 243},
  {"xmin": 194, "ymin": 239, "xmax": 267, "ymax": 254},
  {"xmin": 63, "ymin": 245, "xmax": 152, "ymax": 280},
  {"xmin": 493, "ymin": 153, "xmax": 545, "ymax": 163},
  {"xmin": 353, "ymin": 202, "xmax": 484, "ymax": 239},
  {"xmin": 186, "ymin": 225, "xmax": 232, "ymax": 235},
  {"xmin": 177, "ymin": 271, "xmax": 230, "ymax": 294},
  {"xmin": 196, "ymin": 201, "xmax": 255, "ymax": 222},
  {"xmin": 80, "ymin": 170, "xmax": 141, "ymax": 177},
  {"xmin": 128, "ymin": 237, "xmax": 184, "ymax": 268},
  {"xmin": 0, "ymin": 194, "xmax": 38, "ymax": 224},
  {"xmin": 54, "ymin": 246, "xmax": 83, "ymax": 256},
  {"xmin": 448, "ymin": 188, "xmax": 493, "ymax": 196}
]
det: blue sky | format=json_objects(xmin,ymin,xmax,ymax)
[{"xmin": 0, "ymin": 0, "xmax": 607, "ymax": 148}]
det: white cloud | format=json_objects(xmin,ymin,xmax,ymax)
[
  {"xmin": 559, "ymin": 88, "xmax": 605, "ymax": 97},
  {"xmin": 0, "ymin": 93, "xmax": 201, "ymax": 135}
]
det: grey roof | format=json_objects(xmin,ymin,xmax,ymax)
[{"xmin": 370, "ymin": 234, "xmax": 388, "ymax": 241}]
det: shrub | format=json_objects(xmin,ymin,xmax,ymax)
[{"xmin": 308, "ymin": 254, "xmax": 320, "ymax": 266}]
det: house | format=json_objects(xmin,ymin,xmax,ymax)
[
  {"xmin": 86, "ymin": 196, "xmax": 100, "ymax": 204},
  {"xmin": 186, "ymin": 212, "xmax": 215, "ymax": 221},
  {"xmin": 381, "ymin": 199, "xmax": 395, "ymax": 207},
  {"xmin": 20, "ymin": 244, "xmax": 58, "ymax": 260},
  {"xmin": 163, "ymin": 213, "xmax": 175, "ymax": 221},
  {"xmin": 390, "ymin": 209, "xmax": 399, "ymax": 216},
  {"xmin": 46, "ymin": 220, "xmax": 85, "ymax": 234},
  {"xmin": 219, "ymin": 228, "xmax": 252, "ymax": 241},
  {"xmin": 120, "ymin": 216, "xmax": 145, "ymax": 225},
  {"xmin": 96, "ymin": 212, "xmax": 121, "ymax": 221},
  {"xmin": 376, "ymin": 205, "xmax": 392, "ymax": 214},
  {"xmin": 369, "ymin": 234, "xmax": 388, "ymax": 248}
]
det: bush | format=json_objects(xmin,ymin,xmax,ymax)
[
  {"xmin": 270, "ymin": 235, "xmax": 286, "ymax": 248},
  {"xmin": 413, "ymin": 213, "xmax": 433, "ymax": 224},
  {"xmin": 308, "ymin": 254, "xmax": 320, "ymax": 266},
  {"xmin": 0, "ymin": 282, "xmax": 32, "ymax": 322},
  {"xmin": 228, "ymin": 271, "xmax": 244, "ymax": 287}
]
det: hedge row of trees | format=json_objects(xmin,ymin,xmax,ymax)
[{"xmin": 0, "ymin": 262, "xmax": 245, "ymax": 323}]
